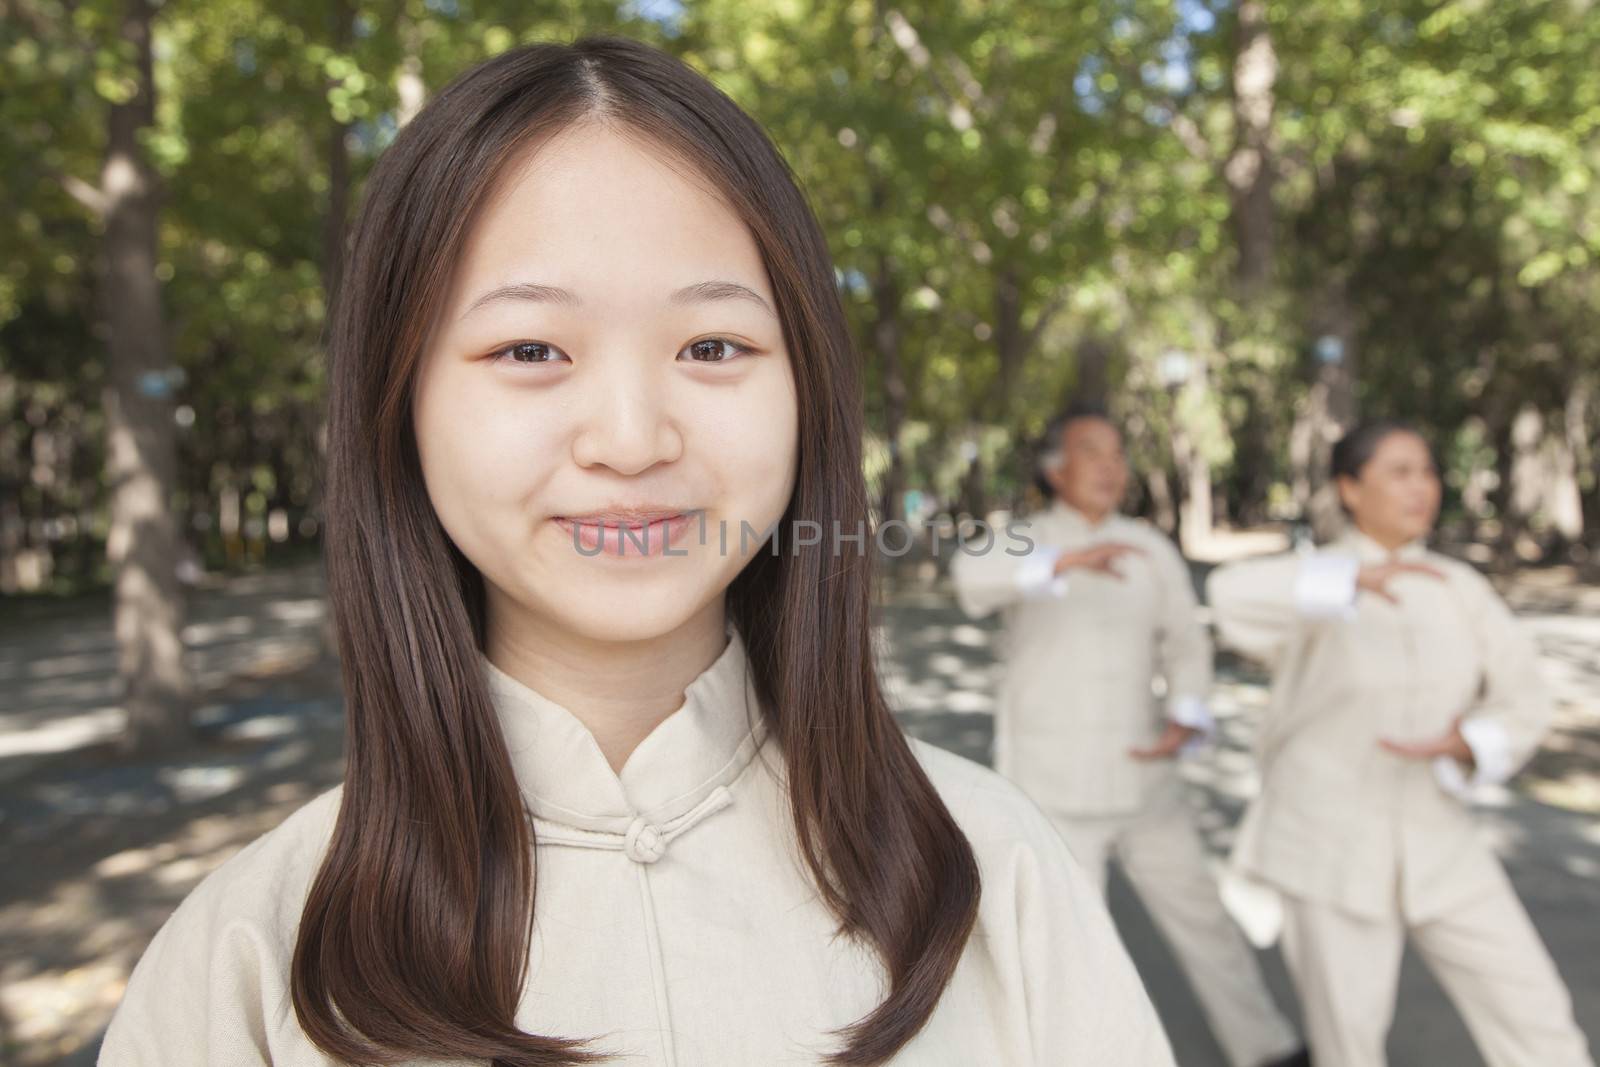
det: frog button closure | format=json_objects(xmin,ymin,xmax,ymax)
[{"xmin": 624, "ymin": 816, "xmax": 667, "ymax": 864}]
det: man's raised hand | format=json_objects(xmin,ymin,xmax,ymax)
[{"xmin": 1054, "ymin": 542, "xmax": 1145, "ymax": 581}]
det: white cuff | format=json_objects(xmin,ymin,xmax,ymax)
[
  {"xmin": 1014, "ymin": 546, "xmax": 1069, "ymax": 599},
  {"xmin": 1293, "ymin": 554, "xmax": 1359, "ymax": 620},
  {"xmin": 1168, "ymin": 696, "xmax": 1215, "ymax": 754},
  {"xmin": 1433, "ymin": 718, "xmax": 1516, "ymax": 800},
  {"xmin": 1432, "ymin": 754, "xmax": 1471, "ymax": 801}
]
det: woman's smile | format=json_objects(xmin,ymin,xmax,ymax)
[{"xmin": 552, "ymin": 510, "xmax": 700, "ymax": 558}]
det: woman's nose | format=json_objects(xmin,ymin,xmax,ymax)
[{"xmin": 569, "ymin": 369, "xmax": 684, "ymax": 475}]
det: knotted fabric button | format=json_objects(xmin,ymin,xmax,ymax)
[{"xmin": 623, "ymin": 816, "xmax": 666, "ymax": 864}]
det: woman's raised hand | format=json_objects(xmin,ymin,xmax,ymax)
[
  {"xmin": 1355, "ymin": 559, "xmax": 1446, "ymax": 602},
  {"xmin": 1379, "ymin": 715, "xmax": 1475, "ymax": 767}
]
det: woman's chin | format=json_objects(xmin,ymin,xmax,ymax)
[{"xmin": 540, "ymin": 574, "xmax": 721, "ymax": 643}]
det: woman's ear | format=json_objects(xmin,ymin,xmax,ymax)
[{"xmin": 1335, "ymin": 473, "xmax": 1360, "ymax": 515}]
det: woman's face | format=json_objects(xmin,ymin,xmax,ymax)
[
  {"xmin": 1337, "ymin": 430, "xmax": 1441, "ymax": 547},
  {"xmin": 412, "ymin": 123, "xmax": 800, "ymax": 645}
]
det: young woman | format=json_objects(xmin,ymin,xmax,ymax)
[
  {"xmin": 98, "ymin": 37, "xmax": 1172, "ymax": 1067},
  {"xmin": 1206, "ymin": 422, "xmax": 1593, "ymax": 1067}
]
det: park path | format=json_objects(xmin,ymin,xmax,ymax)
[
  {"xmin": 2, "ymin": 555, "xmax": 1597, "ymax": 1066},
  {"xmin": 877, "ymin": 567, "xmax": 1600, "ymax": 1067}
]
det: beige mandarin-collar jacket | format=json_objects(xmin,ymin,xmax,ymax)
[
  {"xmin": 950, "ymin": 500, "xmax": 1215, "ymax": 816},
  {"xmin": 1205, "ymin": 531, "xmax": 1552, "ymax": 922},
  {"xmin": 98, "ymin": 621, "xmax": 1175, "ymax": 1066}
]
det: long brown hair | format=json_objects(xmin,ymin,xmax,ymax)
[{"xmin": 295, "ymin": 36, "xmax": 980, "ymax": 1067}]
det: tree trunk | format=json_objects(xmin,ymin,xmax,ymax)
[
  {"xmin": 1170, "ymin": 368, "xmax": 1213, "ymax": 555},
  {"xmin": 310, "ymin": 1, "xmax": 358, "ymax": 658},
  {"xmin": 1303, "ymin": 281, "xmax": 1359, "ymax": 541},
  {"xmin": 1501, "ymin": 404, "xmax": 1547, "ymax": 561},
  {"xmin": 396, "ymin": 12, "xmax": 428, "ymax": 129},
  {"xmin": 1072, "ymin": 336, "xmax": 1110, "ymax": 409},
  {"xmin": 958, "ymin": 450, "xmax": 989, "ymax": 523},
  {"xmin": 872, "ymin": 254, "xmax": 907, "ymax": 531},
  {"xmin": 102, "ymin": 0, "xmax": 191, "ymax": 753},
  {"xmin": 1213, "ymin": 0, "xmax": 1277, "ymax": 539},
  {"xmin": 987, "ymin": 266, "xmax": 1024, "ymax": 419},
  {"xmin": 322, "ymin": 0, "xmax": 354, "ymax": 315},
  {"xmin": 1226, "ymin": 0, "xmax": 1277, "ymax": 294},
  {"xmin": 1180, "ymin": 438, "xmax": 1212, "ymax": 553},
  {"xmin": 1143, "ymin": 462, "xmax": 1179, "ymax": 538},
  {"xmin": 1231, "ymin": 387, "xmax": 1271, "ymax": 525},
  {"xmin": 1551, "ymin": 378, "xmax": 1588, "ymax": 548}
]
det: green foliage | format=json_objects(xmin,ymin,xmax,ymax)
[{"xmin": 4, "ymin": 0, "xmax": 1598, "ymax": 590}]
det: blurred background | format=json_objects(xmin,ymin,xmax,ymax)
[{"xmin": 2, "ymin": 1, "xmax": 1597, "ymax": 1064}]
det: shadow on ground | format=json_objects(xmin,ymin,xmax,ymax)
[{"xmin": 1, "ymin": 560, "xmax": 1596, "ymax": 1066}]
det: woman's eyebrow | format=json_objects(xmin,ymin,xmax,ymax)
[
  {"xmin": 668, "ymin": 280, "xmax": 775, "ymax": 317},
  {"xmin": 461, "ymin": 282, "xmax": 580, "ymax": 319},
  {"xmin": 460, "ymin": 279, "xmax": 776, "ymax": 321}
]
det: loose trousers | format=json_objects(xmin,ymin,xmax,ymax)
[
  {"xmin": 1279, "ymin": 842, "xmax": 1592, "ymax": 1067},
  {"xmin": 1048, "ymin": 789, "xmax": 1302, "ymax": 1067}
]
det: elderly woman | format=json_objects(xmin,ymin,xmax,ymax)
[{"xmin": 1206, "ymin": 420, "xmax": 1592, "ymax": 1067}]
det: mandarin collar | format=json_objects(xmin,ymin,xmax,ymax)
[
  {"xmin": 1047, "ymin": 496, "xmax": 1121, "ymax": 535},
  {"xmin": 480, "ymin": 622, "xmax": 768, "ymax": 845},
  {"xmin": 1335, "ymin": 526, "xmax": 1429, "ymax": 563}
]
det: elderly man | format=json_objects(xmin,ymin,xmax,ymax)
[{"xmin": 950, "ymin": 406, "xmax": 1305, "ymax": 1067}]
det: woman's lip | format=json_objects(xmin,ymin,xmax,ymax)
[
  {"xmin": 552, "ymin": 513, "xmax": 698, "ymax": 557},
  {"xmin": 556, "ymin": 512, "xmax": 687, "ymax": 525},
  {"xmin": 554, "ymin": 508, "xmax": 696, "ymax": 525}
]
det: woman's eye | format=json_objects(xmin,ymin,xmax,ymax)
[
  {"xmin": 493, "ymin": 341, "xmax": 569, "ymax": 365},
  {"xmin": 680, "ymin": 338, "xmax": 751, "ymax": 363}
]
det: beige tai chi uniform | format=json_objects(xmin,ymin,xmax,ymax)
[
  {"xmin": 98, "ymin": 620, "xmax": 1176, "ymax": 1066},
  {"xmin": 951, "ymin": 498, "xmax": 1301, "ymax": 1067},
  {"xmin": 1206, "ymin": 530, "xmax": 1594, "ymax": 1067}
]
